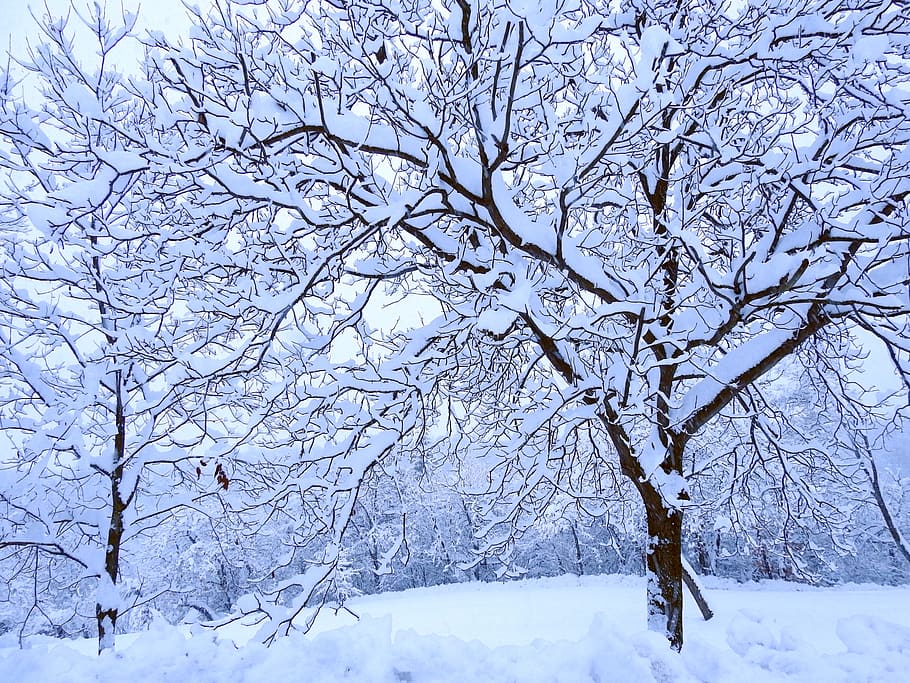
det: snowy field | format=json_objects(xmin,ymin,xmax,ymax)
[{"xmin": 2, "ymin": 575, "xmax": 909, "ymax": 682}]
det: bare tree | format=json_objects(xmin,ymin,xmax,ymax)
[
  {"xmin": 0, "ymin": 6, "xmax": 235, "ymax": 651},
  {"xmin": 150, "ymin": 0, "xmax": 910, "ymax": 649}
]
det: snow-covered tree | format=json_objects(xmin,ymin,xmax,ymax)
[
  {"xmin": 143, "ymin": 0, "xmax": 910, "ymax": 649},
  {"xmin": 0, "ymin": 7, "xmax": 238, "ymax": 651}
]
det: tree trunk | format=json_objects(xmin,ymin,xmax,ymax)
[
  {"xmin": 866, "ymin": 451, "xmax": 910, "ymax": 567},
  {"xmin": 96, "ymin": 472, "xmax": 125, "ymax": 653},
  {"xmin": 602, "ymin": 410, "xmax": 687, "ymax": 651},
  {"xmin": 97, "ymin": 375, "xmax": 126, "ymax": 653},
  {"xmin": 570, "ymin": 523, "xmax": 585, "ymax": 575},
  {"xmin": 681, "ymin": 555, "xmax": 714, "ymax": 621},
  {"xmin": 644, "ymin": 501, "xmax": 684, "ymax": 651},
  {"xmin": 460, "ymin": 499, "xmax": 483, "ymax": 580}
]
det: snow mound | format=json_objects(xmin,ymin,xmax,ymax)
[{"xmin": 2, "ymin": 576, "xmax": 909, "ymax": 682}]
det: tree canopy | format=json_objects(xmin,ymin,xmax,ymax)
[{"xmin": 2, "ymin": 0, "xmax": 909, "ymax": 651}]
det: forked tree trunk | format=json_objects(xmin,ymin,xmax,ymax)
[
  {"xmin": 644, "ymin": 500, "xmax": 684, "ymax": 651},
  {"xmin": 605, "ymin": 414, "xmax": 687, "ymax": 651}
]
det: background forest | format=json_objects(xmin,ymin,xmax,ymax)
[{"xmin": 2, "ymin": 395, "xmax": 908, "ymax": 641}]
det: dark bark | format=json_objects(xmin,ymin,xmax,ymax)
[
  {"xmin": 644, "ymin": 501, "xmax": 684, "ymax": 651},
  {"xmin": 96, "ymin": 479, "xmax": 125, "ymax": 652},
  {"xmin": 570, "ymin": 523, "xmax": 585, "ymax": 575},
  {"xmin": 600, "ymin": 409, "xmax": 687, "ymax": 651},
  {"xmin": 681, "ymin": 555, "xmax": 714, "ymax": 621},
  {"xmin": 96, "ymin": 375, "xmax": 126, "ymax": 653}
]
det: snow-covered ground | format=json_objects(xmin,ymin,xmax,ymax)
[{"xmin": 2, "ymin": 574, "xmax": 909, "ymax": 682}]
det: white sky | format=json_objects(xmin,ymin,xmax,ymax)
[{"xmin": 2, "ymin": 0, "xmax": 201, "ymax": 66}]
